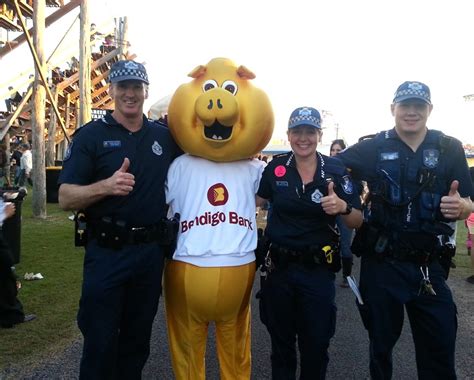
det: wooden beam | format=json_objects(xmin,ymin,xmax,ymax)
[
  {"xmin": 0, "ymin": 86, "xmax": 33, "ymax": 140},
  {"xmin": 0, "ymin": 0, "xmax": 80, "ymax": 58},
  {"xmin": 56, "ymin": 48, "xmax": 121, "ymax": 91}
]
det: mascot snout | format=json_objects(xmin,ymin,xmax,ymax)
[{"xmin": 195, "ymin": 87, "xmax": 239, "ymax": 142}]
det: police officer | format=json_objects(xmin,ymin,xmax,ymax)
[
  {"xmin": 58, "ymin": 60, "xmax": 181, "ymax": 379},
  {"xmin": 339, "ymin": 81, "xmax": 474, "ymax": 380},
  {"xmin": 256, "ymin": 107, "xmax": 362, "ymax": 379}
]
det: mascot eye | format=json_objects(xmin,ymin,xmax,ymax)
[
  {"xmin": 202, "ymin": 80, "xmax": 218, "ymax": 92},
  {"xmin": 222, "ymin": 80, "xmax": 238, "ymax": 95}
]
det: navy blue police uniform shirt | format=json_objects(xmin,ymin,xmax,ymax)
[
  {"xmin": 58, "ymin": 112, "xmax": 181, "ymax": 227},
  {"xmin": 257, "ymin": 151, "xmax": 361, "ymax": 250},
  {"xmin": 339, "ymin": 128, "xmax": 473, "ymax": 223}
]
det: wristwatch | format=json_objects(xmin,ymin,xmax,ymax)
[{"xmin": 340, "ymin": 203, "xmax": 352, "ymax": 215}]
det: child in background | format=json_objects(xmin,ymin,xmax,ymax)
[{"xmin": 467, "ymin": 166, "xmax": 474, "ymax": 284}]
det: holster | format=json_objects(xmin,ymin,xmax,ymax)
[
  {"xmin": 437, "ymin": 243, "xmax": 456, "ymax": 279},
  {"xmin": 351, "ymin": 222, "xmax": 385, "ymax": 257},
  {"xmin": 255, "ymin": 228, "xmax": 270, "ymax": 270},
  {"xmin": 74, "ymin": 211, "xmax": 88, "ymax": 247},
  {"xmin": 158, "ymin": 213, "xmax": 180, "ymax": 258}
]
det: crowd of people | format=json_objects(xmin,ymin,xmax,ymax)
[{"xmin": 1, "ymin": 58, "xmax": 473, "ymax": 380}]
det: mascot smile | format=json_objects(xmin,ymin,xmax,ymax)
[{"xmin": 163, "ymin": 57, "xmax": 274, "ymax": 380}]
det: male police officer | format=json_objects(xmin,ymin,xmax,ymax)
[
  {"xmin": 339, "ymin": 81, "xmax": 473, "ymax": 380},
  {"xmin": 58, "ymin": 60, "xmax": 180, "ymax": 379}
]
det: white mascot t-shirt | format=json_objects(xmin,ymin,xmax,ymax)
[{"xmin": 166, "ymin": 154, "xmax": 265, "ymax": 267}]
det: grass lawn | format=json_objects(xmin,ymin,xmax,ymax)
[
  {"xmin": 0, "ymin": 192, "xmax": 84, "ymax": 369},
  {"xmin": 0, "ymin": 199, "xmax": 472, "ymax": 371}
]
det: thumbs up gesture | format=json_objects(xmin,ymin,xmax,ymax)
[
  {"xmin": 321, "ymin": 182, "xmax": 344, "ymax": 215},
  {"xmin": 440, "ymin": 180, "xmax": 462, "ymax": 219},
  {"xmin": 107, "ymin": 157, "xmax": 135, "ymax": 196}
]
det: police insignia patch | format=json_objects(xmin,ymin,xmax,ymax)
[
  {"xmin": 311, "ymin": 189, "xmax": 323, "ymax": 203},
  {"xmin": 341, "ymin": 175, "xmax": 354, "ymax": 194},
  {"xmin": 152, "ymin": 141, "xmax": 163, "ymax": 156},
  {"xmin": 64, "ymin": 141, "xmax": 73, "ymax": 161},
  {"xmin": 423, "ymin": 149, "xmax": 439, "ymax": 168}
]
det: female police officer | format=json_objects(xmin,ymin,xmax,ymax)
[{"xmin": 256, "ymin": 107, "xmax": 362, "ymax": 379}]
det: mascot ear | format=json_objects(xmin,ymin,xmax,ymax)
[
  {"xmin": 237, "ymin": 65, "xmax": 256, "ymax": 80},
  {"xmin": 188, "ymin": 65, "xmax": 207, "ymax": 79}
]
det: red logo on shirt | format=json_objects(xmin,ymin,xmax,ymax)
[
  {"xmin": 207, "ymin": 183, "xmax": 229, "ymax": 206},
  {"xmin": 274, "ymin": 165, "xmax": 286, "ymax": 177}
]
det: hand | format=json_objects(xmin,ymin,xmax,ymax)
[
  {"xmin": 4, "ymin": 202, "xmax": 16, "ymax": 219},
  {"xmin": 440, "ymin": 180, "xmax": 463, "ymax": 219},
  {"xmin": 321, "ymin": 182, "xmax": 344, "ymax": 216},
  {"xmin": 106, "ymin": 158, "xmax": 135, "ymax": 196}
]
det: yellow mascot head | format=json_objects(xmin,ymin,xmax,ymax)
[{"xmin": 167, "ymin": 57, "xmax": 274, "ymax": 162}]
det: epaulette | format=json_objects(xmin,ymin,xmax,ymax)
[
  {"xmin": 71, "ymin": 124, "xmax": 87, "ymax": 138},
  {"xmin": 151, "ymin": 118, "xmax": 169, "ymax": 129},
  {"xmin": 272, "ymin": 152, "xmax": 291, "ymax": 160},
  {"xmin": 324, "ymin": 156, "xmax": 346, "ymax": 176},
  {"xmin": 439, "ymin": 133, "xmax": 455, "ymax": 154},
  {"xmin": 358, "ymin": 133, "xmax": 377, "ymax": 142}
]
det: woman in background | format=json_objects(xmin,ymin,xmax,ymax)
[{"xmin": 330, "ymin": 139, "xmax": 354, "ymax": 287}]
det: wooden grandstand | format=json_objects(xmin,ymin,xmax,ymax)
[{"xmin": 0, "ymin": 0, "xmax": 134, "ymax": 156}]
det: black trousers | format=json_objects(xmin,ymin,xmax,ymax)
[{"xmin": 0, "ymin": 234, "xmax": 24, "ymax": 326}]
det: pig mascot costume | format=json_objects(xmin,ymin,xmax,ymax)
[{"xmin": 164, "ymin": 57, "xmax": 274, "ymax": 379}]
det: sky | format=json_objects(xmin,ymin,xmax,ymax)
[{"xmin": 2, "ymin": 0, "xmax": 474, "ymax": 149}]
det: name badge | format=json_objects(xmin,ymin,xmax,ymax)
[
  {"xmin": 103, "ymin": 140, "xmax": 121, "ymax": 148},
  {"xmin": 380, "ymin": 152, "xmax": 399, "ymax": 161}
]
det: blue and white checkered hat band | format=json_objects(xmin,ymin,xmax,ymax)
[
  {"xmin": 289, "ymin": 115, "xmax": 321, "ymax": 127},
  {"xmin": 396, "ymin": 88, "xmax": 429, "ymax": 100},
  {"xmin": 109, "ymin": 68, "xmax": 148, "ymax": 83}
]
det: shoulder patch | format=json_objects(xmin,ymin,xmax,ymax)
[
  {"xmin": 341, "ymin": 175, "xmax": 354, "ymax": 194},
  {"xmin": 64, "ymin": 141, "xmax": 73, "ymax": 161}
]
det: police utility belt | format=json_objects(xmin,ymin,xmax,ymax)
[
  {"xmin": 268, "ymin": 242, "xmax": 341, "ymax": 272},
  {"xmin": 75, "ymin": 213, "xmax": 179, "ymax": 250},
  {"xmin": 351, "ymin": 222, "xmax": 451, "ymax": 265}
]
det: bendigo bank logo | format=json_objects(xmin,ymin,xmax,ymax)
[{"xmin": 207, "ymin": 183, "xmax": 229, "ymax": 206}]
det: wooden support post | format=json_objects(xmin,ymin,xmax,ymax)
[
  {"xmin": 119, "ymin": 17, "xmax": 128, "ymax": 59},
  {"xmin": 32, "ymin": 0, "xmax": 47, "ymax": 218},
  {"xmin": 4, "ymin": 132, "xmax": 11, "ymax": 186},
  {"xmin": 45, "ymin": 90, "xmax": 58, "ymax": 167},
  {"xmin": 79, "ymin": 0, "xmax": 91, "ymax": 126}
]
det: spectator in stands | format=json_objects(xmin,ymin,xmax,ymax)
[
  {"xmin": 10, "ymin": 144, "xmax": 22, "ymax": 186},
  {"xmin": 64, "ymin": 56, "xmax": 79, "ymax": 77},
  {"xmin": 18, "ymin": 143, "xmax": 32, "ymax": 187},
  {"xmin": 0, "ymin": 145, "xmax": 8, "ymax": 187},
  {"xmin": 5, "ymin": 86, "xmax": 22, "ymax": 113},
  {"xmin": 100, "ymin": 34, "xmax": 116, "ymax": 54},
  {"xmin": 90, "ymin": 23, "xmax": 104, "ymax": 59},
  {"xmin": 51, "ymin": 66, "xmax": 64, "ymax": 85}
]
